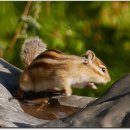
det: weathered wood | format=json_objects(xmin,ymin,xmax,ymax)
[{"xmin": 39, "ymin": 74, "xmax": 130, "ymax": 127}]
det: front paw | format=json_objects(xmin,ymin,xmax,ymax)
[
  {"xmin": 64, "ymin": 87, "xmax": 72, "ymax": 97},
  {"xmin": 87, "ymin": 83, "xmax": 98, "ymax": 90}
]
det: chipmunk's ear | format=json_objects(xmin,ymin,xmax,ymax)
[{"xmin": 86, "ymin": 50, "xmax": 95, "ymax": 63}]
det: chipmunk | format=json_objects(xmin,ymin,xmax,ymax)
[{"xmin": 17, "ymin": 37, "xmax": 111, "ymax": 99}]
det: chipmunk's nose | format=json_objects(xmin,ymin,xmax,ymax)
[{"xmin": 107, "ymin": 75, "xmax": 111, "ymax": 82}]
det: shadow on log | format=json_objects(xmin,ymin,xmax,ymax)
[
  {"xmin": 39, "ymin": 74, "xmax": 130, "ymax": 127},
  {"xmin": 0, "ymin": 58, "xmax": 130, "ymax": 127}
]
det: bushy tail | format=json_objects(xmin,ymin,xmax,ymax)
[{"xmin": 21, "ymin": 37, "xmax": 47, "ymax": 67}]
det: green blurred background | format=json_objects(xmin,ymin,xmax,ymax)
[{"xmin": 0, "ymin": 1, "xmax": 130, "ymax": 97}]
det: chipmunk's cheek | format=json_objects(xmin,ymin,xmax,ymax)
[{"xmin": 95, "ymin": 77, "xmax": 108, "ymax": 84}]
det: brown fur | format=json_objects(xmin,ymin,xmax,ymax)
[
  {"xmin": 20, "ymin": 49, "xmax": 111, "ymax": 96},
  {"xmin": 34, "ymin": 49, "xmax": 64, "ymax": 61}
]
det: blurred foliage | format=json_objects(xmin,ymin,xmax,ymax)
[{"xmin": 0, "ymin": 1, "xmax": 130, "ymax": 97}]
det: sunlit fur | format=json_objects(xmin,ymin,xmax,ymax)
[{"xmin": 20, "ymin": 50, "xmax": 111, "ymax": 96}]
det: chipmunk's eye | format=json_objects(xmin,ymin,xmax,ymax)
[{"xmin": 101, "ymin": 67, "xmax": 106, "ymax": 73}]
